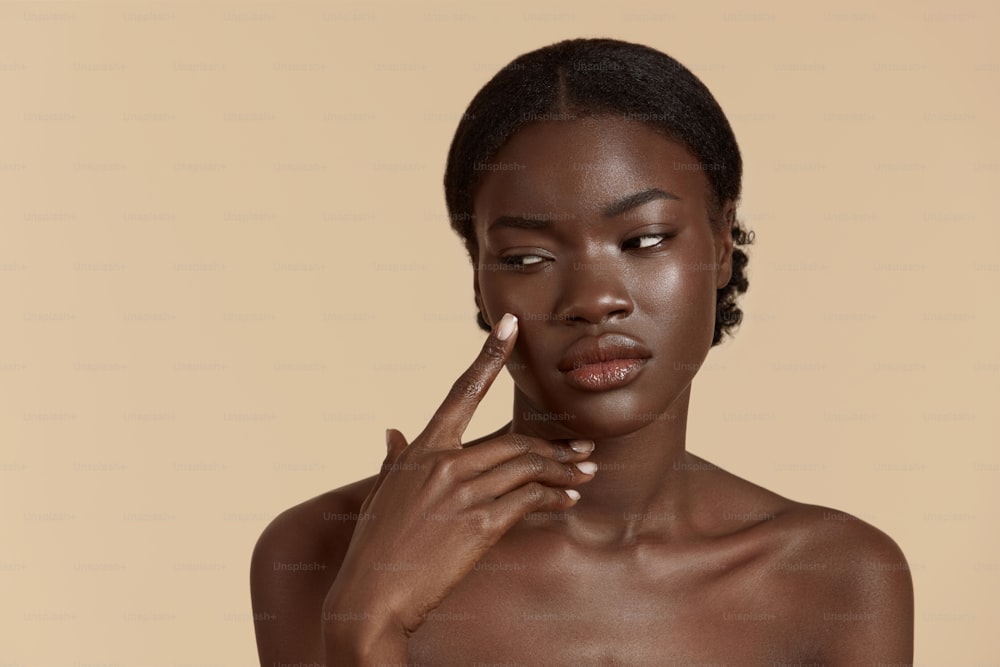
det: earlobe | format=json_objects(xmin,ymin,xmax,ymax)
[{"xmin": 716, "ymin": 202, "xmax": 736, "ymax": 289}]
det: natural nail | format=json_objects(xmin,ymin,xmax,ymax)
[
  {"xmin": 569, "ymin": 440, "xmax": 595, "ymax": 453},
  {"xmin": 496, "ymin": 313, "xmax": 517, "ymax": 341}
]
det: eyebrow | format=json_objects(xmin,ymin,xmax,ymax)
[
  {"xmin": 486, "ymin": 187, "xmax": 680, "ymax": 233},
  {"xmin": 601, "ymin": 187, "xmax": 680, "ymax": 218}
]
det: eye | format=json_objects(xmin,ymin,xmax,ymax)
[
  {"xmin": 500, "ymin": 254, "xmax": 547, "ymax": 267},
  {"xmin": 623, "ymin": 233, "xmax": 671, "ymax": 250}
]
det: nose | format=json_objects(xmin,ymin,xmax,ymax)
[{"xmin": 554, "ymin": 256, "xmax": 635, "ymax": 325}]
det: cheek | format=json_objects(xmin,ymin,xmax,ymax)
[
  {"xmin": 639, "ymin": 260, "xmax": 706, "ymax": 309},
  {"xmin": 680, "ymin": 264, "xmax": 721, "ymax": 344},
  {"xmin": 476, "ymin": 275, "xmax": 554, "ymax": 378},
  {"xmin": 636, "ymin": 261, "xmax": 719, "ymax": 353},
  {"xmin": 477, "ymin": 271, "xmax": 547, "ymax": 324}
]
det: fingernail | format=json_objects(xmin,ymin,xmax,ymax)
[
  {"xmin": 575, "ymin": 461, "xmax": 598, "ymax": 475},
  {"xmin": 496, "ymin": 313, "xmax": 517, "ymax": 341},
  {"xmin": 569, "ymin": 439, "xmax": 594, "ymax": 453},
  {"xmin": 385, "ymin": 429, "xmax": 391, "ymax": 448},
  {"xmin": 565, "ymin": 489, "xmax": 581, "ymax": 500}
]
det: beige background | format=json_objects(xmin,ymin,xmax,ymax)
[{"xmin": 1, "ymin": 0, "xmax": 996, "ymax": 664}]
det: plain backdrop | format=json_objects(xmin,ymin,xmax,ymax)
[{"xmin": 1, "ymin": 0, "xmax": 997, "ymax": 664}]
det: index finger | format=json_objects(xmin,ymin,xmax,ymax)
[{"xmin": 419, "ymin": 312, "xmax": 518, "ymax": 447}]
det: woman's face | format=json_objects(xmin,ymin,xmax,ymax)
[{"xmin": 472, "ymin": 115, "xmax": 734, "ymax": 439}]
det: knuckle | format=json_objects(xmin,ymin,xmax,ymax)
[
  {"xmin": 480, "ymin": 335, "xmax": 507, "ymax": 363},
  {"xmin": 447, "ymin": 373, "xmax": 484, "ymax": 403},
  {"xmin": 464, "ymin": 509, "xmax": 495, "ymax": 538},
  {"xmin": 524, "ymin": 453, "xmax": 546, "ymax": 476},
  {"xmin": 428, "ymin": 453, "xmax": 459, "ymax": 482},
  {"xmin": 508, "ymin": 433, "xmax": 531, "ymax": 456},
  {"xmin": 524, "ymin": 482, "xmax": 547, "ymax": 506},
  {"xmin": 452, "ymin": 483, "xmax": 475, "ymax": 508},
  {"xmin": 549, "ymin": 443, "xmax": 571, "ymax": 463}
]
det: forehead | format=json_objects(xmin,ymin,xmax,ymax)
[{"xmin": 472, "ymin": 115, "xmax": 712, "ymax": 227}]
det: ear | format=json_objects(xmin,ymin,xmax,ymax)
[{"xmin": 714, "ymin": 200, "xmax": 736, "ymax": 290}]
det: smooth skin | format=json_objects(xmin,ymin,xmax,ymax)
[{"xmin": 250, "ymin": 116, "xmax": 914, "ymax": 665}]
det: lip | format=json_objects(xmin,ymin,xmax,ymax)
[{"xmin": 558, "ymin": 333, "xmax": 652, "ymax": 392}]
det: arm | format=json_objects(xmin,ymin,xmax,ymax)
[
  {"xmin": 250, "ymin": 491, "xmax": 413, "ymax": 665},
  {"xmin": 252, "ymin": 313, "xmax": 596, "ymax": 665},
  {"xmin": 250, "ymin": 500, "xmax": 344, "ymax": 664},
  {"xmin": 819, "ymin": 521, "xmax": 914, "ymax": 665}
]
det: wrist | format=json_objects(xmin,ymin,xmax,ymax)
[
  {"xmin": 322, "ymin": 606, "xmax": 408, "ymax": 665},
  {"xmin": 322, "ymin": 581, "xmax": 409, "ymax": 664}
]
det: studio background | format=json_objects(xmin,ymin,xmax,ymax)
[{"xmin": 1, "ymin": 0, "xmax": 996, "ymax": 664}]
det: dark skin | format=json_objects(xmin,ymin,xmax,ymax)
[{"xmin": 250, "ymin": 116, "xmax": 914, "ymax": 665}]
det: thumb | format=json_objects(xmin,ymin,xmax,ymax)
[{"xmin": 384, "ymin": 427, "xmax": 409, "ymax": 464}]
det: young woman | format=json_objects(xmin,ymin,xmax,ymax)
[{"xmin": 251, "ymin": 38, "xmax": 913, "ymax": 665}]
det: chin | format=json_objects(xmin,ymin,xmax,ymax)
[
  {"xmin": 527, "ymin": 412, "xmax": 668, "ymax": 442},
  {"xmin": 514, "ymin": 384, "xmax": 680, "ymax": 440},
  {"xmin": 569, "ymin": 416, "xmax": 664, "ymax": 440}
]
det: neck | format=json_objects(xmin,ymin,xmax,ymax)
[{"xmin": 509, "ymin": 384, "xmax": 696, "ymax": 545}]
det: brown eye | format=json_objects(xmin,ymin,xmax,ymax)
[
  {"xmin": 500, "ymin": 254, "xmax": 546, "ymax": 267},
  {"xmin": 623, "ymin": 234, "xmax": 667, "ymax": 250}
]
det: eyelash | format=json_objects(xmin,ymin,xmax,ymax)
[
  {"xmin": 622, "ymin": 233, "xmax": 672, "ymax": 250},
  {"xmin": 500, "ymin": 255, "xmax": 546, "ymax": 267},
  {"xmin": 500, "ymin": 233, "xmax": 674, "ymax": 267}
]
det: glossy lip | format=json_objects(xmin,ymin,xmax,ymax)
[{"xmin": 558, "ymin": 333, "xmax": 652, "ymax": 392}]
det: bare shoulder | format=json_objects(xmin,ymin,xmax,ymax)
[
  {"xmin": 691, "ymin": 453, "xmax": 911, "ymax": 577},
  {"xmin": 252, "ymin": 475, "xmax": 375, "ymax": 562},
  {"xmin": 249, "ymin": 475, "xmax": 376, "ymax": 664},
  {"xmin": 690, "ymin": 454, "xmax": 913, "ymax": 662},
  {"xmin": 772, "ymin": 501, "xmax": 911, "ymax": 568},
  {"xmin": 768, "ymin": 502, "xmax": 915, "ymax": 663},
  {"xmin": 766, "ymin": 500, "xmax": 914, "ymax": 612}
]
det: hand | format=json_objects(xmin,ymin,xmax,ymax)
[{"xmin": 322, "ymin": 313, "xmax": 596, "ymax": 658}]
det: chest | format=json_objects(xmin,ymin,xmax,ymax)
[{"xmin": 407, "ymin": 548, "xmax": 810, "ymax": 665}]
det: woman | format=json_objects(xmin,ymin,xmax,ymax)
[{"xmin": 250, "ymin": 38, "xmax": 913, "ymax": 665}]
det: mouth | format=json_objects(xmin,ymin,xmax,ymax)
[{"xmin": 558, "ymin": 333, "xmax": 652, "ymax": 392}]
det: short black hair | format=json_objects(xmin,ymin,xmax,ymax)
[{"xmin": 444, "ymin": 37, "xmax": 754, "ymax": 346}]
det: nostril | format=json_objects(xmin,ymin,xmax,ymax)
[{"xmin": 552, "ymin": 267, "xmax": 635, "ymax": 325}]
